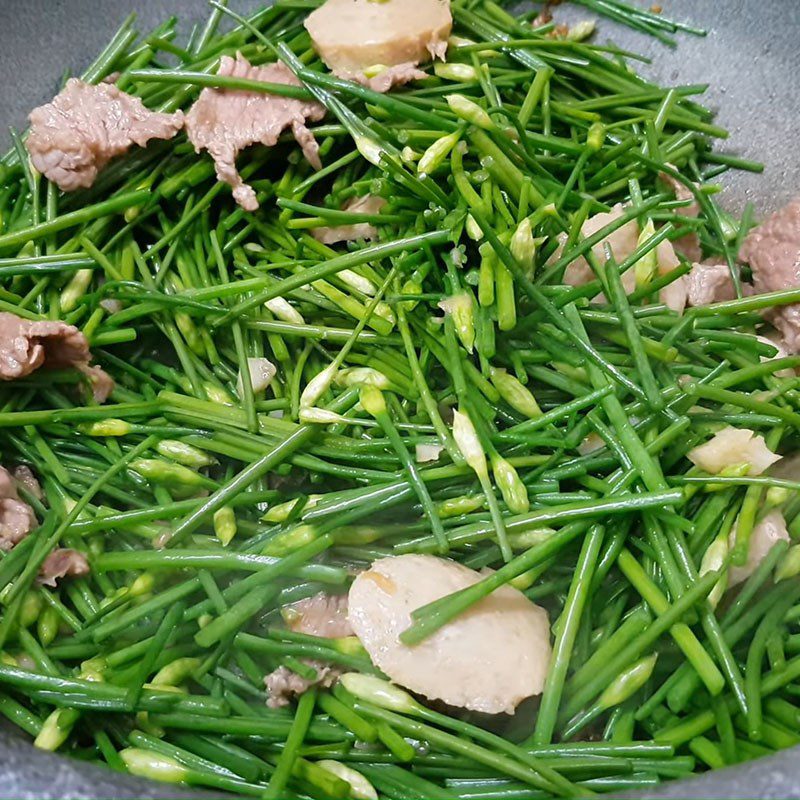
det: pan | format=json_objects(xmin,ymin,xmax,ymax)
[{"xmin": 0, "ymin": 1, "xmax": 798, "ymax": 797}]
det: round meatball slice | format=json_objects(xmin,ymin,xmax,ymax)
[
  {"xmin": 348, "ymin": 554, "xmax": 551, "ymax": 714},
  {"xmin": 304, "ymin": 0, "xmax": 452, "ymax": 78}
]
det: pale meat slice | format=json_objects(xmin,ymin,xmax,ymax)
[
  {"xmin": 305, "ymin": 0, "xmax": 451, "ymax": 80},
  {"xmin": 185, "ymin": 54, "xmax": 326, "ymax": 211},
  {"xmin": 0, "ymin": 465, "xmax": 37, "ymax": 552},
  {"xmin": 265, "ymin": 592, "xmax": 351, "ymax": 708},
  {"xmin": 312, "ymin": 195, "xmax": 387, "ymax": 245},
  {"xmin": 12, "ymin": 466, "xmax": 43, "ymax": 500},
  {"xmin": 26, "ymin": 79, "xmax": 183, "ymax": 192},
  {"xmin": 265, "ymin": 660, "xmax": 341, "ymax": 709},
  {"xmin": 284, "ymin": 592, "xmax": 353, "ymax": 638},
  {"xmin": 348, "ymin": 554, "xmax": 552, "ymax": 714},
  {"xmin": 685, "ymin": 261, "xmax": 738, "ymax": 307},
  {"xmin": 739, "ymin": 199, "xmax": 800, "ymax": 351},
  {"xmin": 559, "ymin": 204, "xmax": 682, "ymax": 309},
  {"xmin": 659, "ymin": 169, "xmax": 702, "ymax": 262},
  {"xmin": 355, "ymin": 63, "xmax": 429, "ymax": 94},
  {"xmin": 0, "ymin": 312, "xmax": 114, "ymax": 400},
  {"xmin": 38, "ymin": 548, "xmax": 90, "ymax": 587},
  {"xmin": 728, "ymin": 510, "xmax": 790, "ymax": 587}
]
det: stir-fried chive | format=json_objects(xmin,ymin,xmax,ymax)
[{"xmin": 0, "ymin": 0, "xmax": 794, "ymax": 795}]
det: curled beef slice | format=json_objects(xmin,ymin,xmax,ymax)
[
  {"xmin": 264, "ymin": 592, "xmax": 351, "ymax": 707},
  {"xmin": 0, "ymin": 465, "xmax": 37, "ymax": 551},
  {"xmin": 354, "ymin": 63, "xmax": 428, "ymax": 94},
  {"xmin": 185, "ymin": 55, "xmax": 326, "ymax": 211},
  {"xmin": 305, "ymin": 0, "xmax": 451, "ymax": 79},
  {"xmin": 312, "ymin": 195, "xmax": 386, "ymax": 244},
  {"xmin": 265, "ymin": 661, "xmax": 342, "ymax": 709},
  {"xmin": 0, "ymin": 312, "xmax": 114, "ymax": 400},
  {"xmin": 740, "ymin": 199, "xmax": 800, "ymax": 351},
  {"xmin": 284, "ymin": 592, "xmax": 353, "ymax": 638},
  {"xmin": 13, "ymin": 465, "xmax": 43, "ymax": 500},
  {"xmin": 685, "ymin": 261, "xmax": 738, "ymax": 307},
  {"xmin": 659, "ymin": 169, "xmax": 702, "ymax": 262},
  {"xmin": 38, "ymin": 548, "xmax": 90, "ymax": 587},
  {"xmin": 26, "ymin": 79, "xmax": 183, "ymax": 192}
]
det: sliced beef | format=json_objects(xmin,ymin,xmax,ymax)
[
  {"xmin": 265, "ymin": 661, "xmax": 342, "ymax": 709},
  {"xmin": 38, "ymin": 548, "xmax": 90, "ymax": 587},
  {"xmin": 0, "ymin": 465, "xmax": 37, "ymax": 551},
  {"xmin": 659, "ymin": 169, "xmax": 702, "ymax": 262},
  {"xmin": 685, "ymin": 261, "xmax": 739, "ymax": 306},
  {"xmin": 12, "ymin": 465, "xmax": 43, "ymax": 500},
  {"xmin": 739, "ymin": 199, "xmax": 800, "ymax": 351},
  {"xmin": 0, "ymin": 312, "xmax": 113, "ymax": 400},
  {"xmin": 27, "ymin": 79, "xmax": 183, "ymax": 192},
  {"xmin": 185, "ymin": 54, "xmax": 326, "ymax": 211},
  {"xmin": 285, "ymin": 592, "xmax": 353, "ymax": 638},
  {"xmin": 265, "ymin": 592, "xmax": 351, "ymax": 707},
  {"xmin": 350, "ymin": 63, "xmax": 428, "ymax": 94},
  {"xmin": 311, "ymin": 195, "xmax": 386, "ymax": 245}
]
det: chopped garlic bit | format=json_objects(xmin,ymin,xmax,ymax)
[
  {"xmin": 687, "ymin": 427, "xmax": 781, "ymax": 476},
  {"xmin": 236, "ymin": 357, "xmax": 277, "ymax": 396},
  {"xmin": 347, "ymin": 554, "xmax": 552, "ymax": 714},
  {"xmin": 415, "ymin": 442, "xmax": 444, "ymax": 463}
]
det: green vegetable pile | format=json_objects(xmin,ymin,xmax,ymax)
[{"xmin": 0, "ymin": 1, "xmax": 799, "ymax": 797}]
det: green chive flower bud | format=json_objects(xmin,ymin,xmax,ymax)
[
  {"xmin": 417, "ymin": 131, "xmax": 461, "ymax": 175},
  {"xmin": 587, "ymin": 122, "xmax": 606, "ymax": 151},
  {"xmin": 766, "ymin": 486, "xmax": 790, "ymax": 508},
  {"xmin": 262, "ymin": 524, "xmax": 318, "ymax": 556},
  {"xmin": 34, "ymin": 708, "xmax": 81, "ymax": 751},
  {"xmin": 490, "ymin": 454, "xmax": 530, "ymax": 514},
  {"xmin": 510, "ymin": 218, "xmax": 536, "ymax": 272},
  {"xmin": 151, "ymin": 657, "xmax": 201, "ymax": 687},
  {"xmin": 37, "ymin": 605, "xmax": 60, "ymax": 647},
  {"xmin": 130, "ymin": 459, "xmax": 208, "ymax": 490},
  {"xmin": 299, "ymin": 407, "xmax": 352, "ymax": 424},
  {"xmin": 19, "ymin": 591, "xmax": 43, "ymax": 628},
  {"xmin": 300, "ymin": 363, "xmax": 338, "ymax": 409},
  {"xmin": 438, "ymin": 292, "xmax": 475, "ymax": 353},
  {"xmin": 60, "ymin": 269, "xmax": 94, "ymax": 313},
  {"xmin": 508, "ymin": 528, "xmax": 555, "ymax": 549},
  {"xmin": 204, "ymin": 383, "xmax": 234, "ymax": 405},
  {"xmin": 354, "ymin": 134, "xmax": 387, "ymax": 167},
  {"xmin": 237, "ymin": 357, "xmax": 277, "ymax": 396},
  {"xmin": 359, "ymin": 385, "xmax": 387, "ymax": 417},
  {"xmin": 634, "ymin": 219, "xmax": 659, "ymax": 289},
  {"xmin": 490, "ymin": 368, "xmax": 542, "ymax": 418},
  {"xmin": 120, "ymin": 748, "xmax": 189, "ymax": 784},
  {"xmin": 700, "ymin": 536, "xmax": 729, "ymax": 608},
  {"xmin": 510, "ymin": 568, "xmax": 537, "ymax": 591},
  {"xmin": 598, "ymin": 654, "xmax": 657, "ymax": 710},
  {"xmin": 155, "ymin": 440, "xmax": 216, "ymax": 469},
  {"xmin": 80, "ymin": 418, "xmax": 133, "ymax": 437},
  {"xmin": 197, "ymin": 614, "xmax": 213, "ymax": 629},
  {"xmin": 265, "ymin": 296, "xmax": 305, "ymax": 324},
  {"xmin": 400, "ymin": 146, "xmax": 417, "ymax": 163},
  {"xmin": 335, "ymin": 367, "xmax": 391, "ymax": 390},
  {"xmin": 340, "ymin": 673, "xmax": 419, "ymax": 714},
  {"xmin": 317, "ymin": 761, "xmax": 378, "ymax": 800},
  {"xmin": 446, "ymin": 94, "xmax": 493, "ymax": 130},
  {"xmin": 433, "ymin": 62, "xmax": 478, "ymax": 82},
  {"xmin": 339, "ymin": 268, "xmax": 377, "ymax": 296},
  {"xmin": 466, "ymin": 214, "xmax": 484, "ymax": 241},
  {"xmin": 437, "ymin": 494, "xmax": 485, "ymax": 518},
  {"xmin": 452, "ymin": 409, "xmax": 488, "ymax": 478},
  {"xmin": 262, "ymin": 495, "xmax": 322, "ymax": 523},
  {"xmin": 213, "ymin": 506, "xmax": 237, "ymax": 546},
  {"xmin": 776, "ymin": 544, "xmax": 800, "ymax": 582},
  {"xmin": 567, "ymin": 19, "xmax": 596, "ymax": 41},
  {"xmin": 174, "ymin": 312, "xmax": 204, "ymax": 356},
  {"xmin": 130, "ymin": 572, "xmax": 155, "ymax": 597}
]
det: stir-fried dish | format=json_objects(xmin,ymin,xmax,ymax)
[{"xmin": 0, "ymin": 0, "xmax": 799, "ymax": 797}]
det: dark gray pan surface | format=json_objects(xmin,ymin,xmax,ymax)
[{"xmin": 0, "ymin": 1, "xmax": 798, "ymax": 797}]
